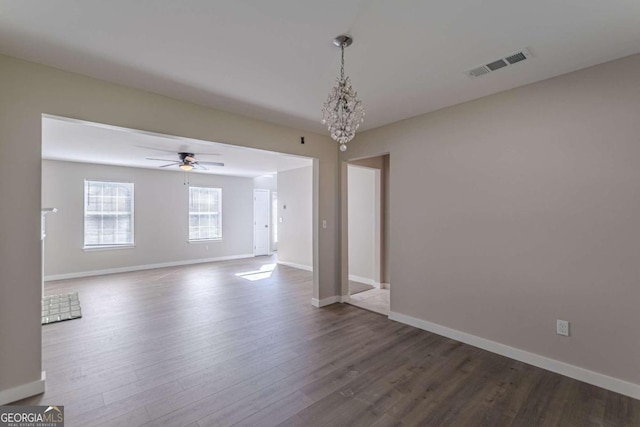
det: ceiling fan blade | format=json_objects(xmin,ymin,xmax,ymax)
[
  {"xmin": 159, "ymin": 163, "xmax": 177, "ymax": 168},
  {"xmin": 197, "ymin": 161, "xmax": 225, "ymax": 167},
  {"xmin": 194, "ymin": 163, "xmax": 208, "ymax": 171},
  {"xmin": 192, "ymin": 152, "xmax": 221, "ymax": 156},
  {"xmin": 146, "ymin": 157, "xmax": 177, "ymax": 162},
  {"xmin": 138, "ymin": 145, "xmax": 181, "ymax": 154}
]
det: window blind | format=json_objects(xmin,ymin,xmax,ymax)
[
  {"xmin": 84, "ymin": 180, "xmax": 134, "ymax": 247},
  {"xmin": 189, "ymin": 187, "xmax": 222, "ymax": 241}
]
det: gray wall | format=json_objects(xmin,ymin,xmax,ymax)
[
  {"xmin": 277, "ymin": 166, "xmax": 313, "ymax": 269},
  {"xmin": 42, "ymin": 160, "xmax": 254, "ymax": 277},
  {"xmin": 347, "ymin": 165, "xmax": 378, "ymax": 283},
  {"xmin": 253, "ymin": 175, "xmax": 277, "ymax": 192},
  {"xmin": 0, "ymin": 53, "xmax": 338, "ymax": 397},
  {"xmin": 344, "ymin": 54, "xmax": 640, "ymax": 386}
]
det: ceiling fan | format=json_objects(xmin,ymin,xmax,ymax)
[{"xmin": 146, "ymin": 152, "xmax": 224, "ymax": 171}]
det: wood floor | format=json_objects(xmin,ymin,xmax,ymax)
[
  {"xmin": 348, "ymin": 280, "xmax": 374, "ymax": 295},
  {"xmin": 15, "ymin": 256, "xmax": 639, "ymax": 426}
]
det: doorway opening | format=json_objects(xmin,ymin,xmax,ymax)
[
  {"xmin": 346, "ymin": 155, "xmax": 390, "ymax": 315},
  {"xmin": 41, "ymin": 114, "xmax": 317, "ymax": 306}
]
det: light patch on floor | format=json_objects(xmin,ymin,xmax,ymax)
[
  {"xmin": 235, "ymin": 263, "xmax": 276, "ymax": 281},
  {"xmin": 348, "ymin": 288, "xmax": 390, "ymax": 316}
]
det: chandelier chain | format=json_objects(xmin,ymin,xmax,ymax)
[{"xmin": 340, "ymin": 44, "xmax": 345, "ymax": 81}]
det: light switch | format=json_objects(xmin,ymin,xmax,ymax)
[{"xmin": 322, "ymin": 220, "xmax": 327, "ymax": 229}]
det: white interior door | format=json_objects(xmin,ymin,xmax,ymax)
[{"xmin": 254, "ymin": 189, "xmax": 271, "ymax": 256}]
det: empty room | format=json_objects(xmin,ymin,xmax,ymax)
[{"xmin": 0, "ymin": 1, "xmax": 639, "ymax": 426}]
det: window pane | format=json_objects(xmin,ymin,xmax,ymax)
[
  {"xmin": 188, "ymin": 186, "xmax": 222, "ymax": 240},
  {"xmin": 84, "ymin": 180, "xmax": 134, "ymax": 247}
]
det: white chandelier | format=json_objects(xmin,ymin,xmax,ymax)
[{"xmin": 322, "ymin": 35, "xmax": 365, "ymax": 152}]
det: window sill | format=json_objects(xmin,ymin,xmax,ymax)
[
  {"xmin": 188, "ymin": 239, "xmax": 223, "ymax": 244},
  {"xmin": 83, "ymin": 245, "xmax": 135, "ymax": 252}
]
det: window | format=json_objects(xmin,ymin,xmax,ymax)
[
  {"xmin": 189, "ymin": 187, "xmax": 222, "ymax": 241},
  {"xmin": 84, "ymin": 180, "xmax": 134, "ymax": 248}
]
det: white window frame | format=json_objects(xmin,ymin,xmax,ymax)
[
  {"xmin": 188, "ymin": 186, "xmax": 222, "ymax": 242},
  {"xmin": 83, "ymin": 180, "xmax": 135, "ymax": 250}
]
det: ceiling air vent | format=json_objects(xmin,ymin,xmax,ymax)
[
  {"xmin": 465, "ymin": 48, "xmax": 533, "ymax": 78},
  {"xmin": 486, "ymin": 59, "xmax": 508, "ymax": 71},
  {"xmin": 467, "ymin": 66, "xmax": 490, "ymax": 77},
  {"xmin": 505, "ymin": 52, "xmax": 527, "ymax": 64}
]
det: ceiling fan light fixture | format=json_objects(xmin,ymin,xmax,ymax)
[{"xmin": 179, "ymin": 163, "xmax": 193, "ymax": 171}]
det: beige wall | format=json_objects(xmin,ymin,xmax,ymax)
[
  {"xmin": 344, "ymin": 54, "xmax": 640, "ymax": 386},
  {"xmin": 42, "ymin": 160, "xmax": 255, "ymax": 277},
  {"xmin": 0, "ymin": 54, "xmax": 339, "ymax": 396},
  {"xmin": 277, "ymin": 166, "xmax": 313, "ymax": 269}
]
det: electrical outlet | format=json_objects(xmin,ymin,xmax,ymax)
[{"xmin": 556, "ymin": 320, "xmax": 570, "ymax": 336}]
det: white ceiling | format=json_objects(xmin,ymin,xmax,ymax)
[
  {"xmin": 2, "ymin": 1, "xmax": 640, "ymax": 133},
  {"xmin": 42, "ymin": 116, "xmax": 311, "ymax": 178}
]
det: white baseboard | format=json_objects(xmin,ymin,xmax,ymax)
[
  {"xmin": 0, "ymin": 371, "xmax": 46, "ymax": 405},
  {"xmin": 348, "ymin": 275, "xmax": 380, "ymax": 288},
  {"xmin": 277, "ymin": 260, "xmax": 313, "ymax": 272},
  {"xmin": 311, "ymin": 296, "xmax": 338, "ymax": 307},
  {"xmin": 311, "ymin": 295, "xmax": 349, "ymax": 307},
  {"xmin": 389, "ymin": 311, "xmax": 640, "ymax": 400},
  {"xmin": 44, "ymin": 254, "xmax": 255, "ymax": 281},
  {"xmin": 381, "ymin": 282, "xmax": 391, "ymax": 290}
]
